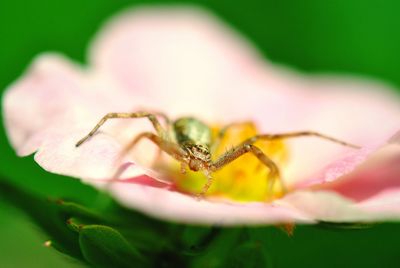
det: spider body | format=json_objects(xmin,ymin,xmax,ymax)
[
  {"xmin": 173, "ymin": 117, "xmax": 212, "ymax": 147},
  {"xmin": 173, "ymin": 117, "xmax": 212, "ymax": 171},
  {"xmin": 75, "ymin": 111, "xmax": 360, "ymax": 199}
]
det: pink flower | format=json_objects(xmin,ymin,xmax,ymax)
[{"xmin": 3, "ymin": 6, "xmax": 400, "ymax": 225}]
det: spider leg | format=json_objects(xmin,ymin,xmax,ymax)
[
  {"xmin": 129, "ymin": 108, "xmax": 171, "ymax": 126},
  {"xmin": 209, "ymin": 143, "xmax": 284, "ymax": 198},
  {"xmin": 118, "ymin": 132, "xmax": 187, "ymax": 163},
  {"xmin": 211, "ymin": 121, "xmax": 253, "ymax": 153},
  {"xmin": 242, "ymin": 131, "xmax": 360, "ymax": 149},
  {"xmin": 112, "ymin": 132, "xmax": 188, "ymax": 179},
  {"xmin": 75, "ymin": 112, "xmax": 168, "ymax": 147},
  {"xmin": 138, "ymin": 111, "xmax": 173, "ymax": 164},
  {"xmin": 135, "ymin": 110, "xmax": 172, "ymax": 134},
  {"xmin": 196, "ymin": 170, "xmax": 213, "ymax": 200}
]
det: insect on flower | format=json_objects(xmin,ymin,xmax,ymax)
[{"xmin": 75, "ymin": 111, "xmax": 361, "ymax": 200}]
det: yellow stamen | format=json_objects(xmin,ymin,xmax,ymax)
[{"xmin": 171, "ymin": 123, "xmax": 289, "ymax": 202}]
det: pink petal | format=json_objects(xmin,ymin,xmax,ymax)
[
  {"xmin": 102, "ymin": 181, "xmax": 313, "ymax": 225},
  {"xmin": 3, "ymin": 6, "xmax": 400, "ymax": 225},
  {"xmin": 356, "ymin": 188, "xmax": 400, "ymax": 218},
  {"xmin": 278, "ymin": 190, "xmax": 400, "ymax": 222},
  {"xmin": 91, "ymin": 6, "xmax": 273, "ymax": 120},
  {"xmin": 104, "ymin": 181, "xmax": 400, "ymax": 224},
  {"xmin": 282, "ymin": 79, "xmax": 400, "ymax": 185},
  {"xmin": 3, "ymin": 54, "xmax": 151, "ymax": 180},
  {"xmin": 4, "ymin": 54, "xmax": 85, "ymax": 156},
  {"xmin": 91, "ymin": 6, "xmax": 400, "ymax": 186},
  {"xmin": 303, "ymin": 133, "xmax": 400, "ymax": 201}
]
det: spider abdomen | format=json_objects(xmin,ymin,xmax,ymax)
[{"xmin": 173, "ymin": 117, "xmax": 211, "ymax": 147}]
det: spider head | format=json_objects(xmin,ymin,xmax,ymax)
[{"xmin": 183, "ymin": 143, "xmax": 212, "ymax": 171}]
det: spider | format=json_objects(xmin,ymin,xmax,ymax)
[{"xmin": 75, "ymin": 112, "xmax": 360, "ymax": 199}]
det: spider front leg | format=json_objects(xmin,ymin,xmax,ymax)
[
  {"xmin": 208, "ymin": 143, "xmax": 284, "ymax": 199},
  {"xmin": 112, "ymin": 132, "xmax": 189, "ymax": 179},
  {"xmin": 116, "ymin": 131, "xmax": 181, "ymax": 162},
  {"xmin": 196, "ymin": 170, "xmax": 214, "ymax": 200},
  {"xmin": 75, "ymin": 112, "xmax": 168, "ymax": 147}
]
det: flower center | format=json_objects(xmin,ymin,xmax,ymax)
[{"xmin": 169, "ymin": 122, "xmax": 288, "ymax": 202}]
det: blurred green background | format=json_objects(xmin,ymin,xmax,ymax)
[{"xmin": 1, "ymin": 0, "xmax": 400, "ymax": 267}]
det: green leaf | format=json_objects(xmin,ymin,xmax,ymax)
[
  {"xmin": 222, "ymin": 242, "xmax": 269, "ymax": 268},
  {"xmin": 0, "ymin": 180, "xmax": 84, "ymax": 261},
  {"xmin": 56, "ymin": 200, "xmax": 105, "ymax": 221},
  {"xmin": 118, "ymin": 227, "xmax": 171, "ymax": 252},
  {"xmin": 79, "ymin": 225, "xmax": 146, "ymax": 268},
  {"xmin": 0, "ymin": 179, "xmax": 178, "ymax": 266},
  {"xmin": 180, "ymin": 226, "xmax": 222, "ymax": 256},
  {"xmin": 190, "ymin": 228, "xmax": 242, "ymax": 268},
  {"xmin": 318, "ymin": 221, "xmax": 376, "ymax": 230}
]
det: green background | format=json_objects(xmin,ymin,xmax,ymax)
[{"xmin": 1, "ymin": 0, "xmax": 400, "ymax": 267}]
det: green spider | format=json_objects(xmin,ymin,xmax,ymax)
[{"xmin": 75, "ymin": 112, "xmax": 360, "ymax": 198}]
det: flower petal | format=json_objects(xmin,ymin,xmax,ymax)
[
  {"xmin": 303, "ymin": 132, "xmax": 400, "ymax": 201},
  {"xmin": 356, "ymin": 188, "xmax": 400, "ymax": 218},
  {"xmin": 91, "ymin": 6, "xmax": 298, "ymax": 121},
  {"xmin": 3, "ymin": 54, "xmax": 151, "ymax": 180},
  {"xmin": 3, "ymin": 6, "xmax": 400, "ymax": 225},
  {"xmin": 278, "ymin": 190, "xmax": 400, "ymax": 222},
  {"xmin": 281, "ymin": 78, "xmax": 400, "ymax": 184},
  {"xmin": 90, "ymin": 6, "xmax": 400, "ymax": 186},
  {"xmin": 102, "ymin": 181, "xmax": 313, "ymax": 225},
  {"xmin": 105, "ymin": 180, "xmax": 400, "ymax": 224},
  {"xmin": 4, "ymin": 54, "xmax": 85, "ymax": 156}
]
